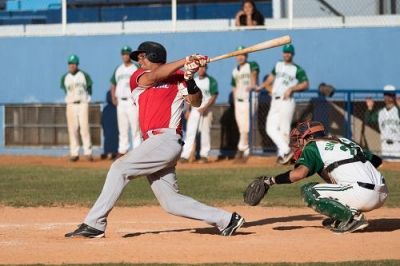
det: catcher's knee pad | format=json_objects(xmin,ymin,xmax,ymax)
[
  {"xmin": 301, "ymin": 182, "xmax": 353, "ymax": 222},
  {"xmin": 301, "ymin": 182, "xmax": 320, "ymax": 206}
]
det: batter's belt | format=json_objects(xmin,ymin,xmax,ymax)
[{"xmin": 142, "ymin": 128, "xmax": 182, "ymax": 141}]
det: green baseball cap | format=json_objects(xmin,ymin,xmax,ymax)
[
  {"xmin": 121, "ymin": 45, "xmax": 132, "ymax": 54},
  {"xmin": 283, "ymin": 44, "xmax": 295, "ymax": 55},
  {"xmin": 67, "ymin": 54, "xmax": 79, "ymax": 65},
  {"xmin": 236, "ymin": 45, "xmax": 246, "ymax": 51}
]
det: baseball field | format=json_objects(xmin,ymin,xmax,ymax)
[{"xmin": 0, "ymin": 155, "xmax": 399, "ymax": 265}]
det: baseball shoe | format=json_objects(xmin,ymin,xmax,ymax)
[
  {"xmin": 321, "ymin": 217, "xmax": 340, "ymax": 229},
  {"xmin": 85, "ymin": 155, "xmax": 94, "ymax": 162},
  {"xmin": 198, "ymin": 157, "xmax": 208, "ymax": 164},
  {"xmin": 179, "ymin": 158, "xmax": 189, "ymax": 164},
  {"xmin": 65, "ymin": 223, "xmax": 105, "ymax": 238},
  {"xmin": 277, "ymin": 151, "xmax": 294, "ymax": 165},
  {"xmin": 69, "ymin": 156, "xmax": 79, "ymax": 162},
  {"xmin": 220, "ymin": 212, "xmax": 245, "ymax": 236},
  {"xmin": 330, "ymin": 213, "xmax": 369, "ymax": 234}
]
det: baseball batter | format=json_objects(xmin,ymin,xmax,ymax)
[
  {"xmin": 60, "ymin": 54, "xmax": 93, "ymax": 162},
  {"xmin": 261, "ymin": 44, "xmax": 309, "ymax": 164},
  {"xmin": 65, "ymin": 41, "xmax": 245, "ymax": 238},
  {"xmin": 180, "ymin": 66, "xmax": 218, "ymax": 163},
  {"xmin": 244, "ymin": 121, "xmax": 388, "ymax": 233},
  {"xmin": 231, "ymin": 46, "xmax": 259, "ymax": 162},
  {"xmin": 110, "ymin": 45, "xmax": 141, "ymax": 156},
  {"xmin": 365, "ymin": 85, "xmax": 400, "ymax": 158}
]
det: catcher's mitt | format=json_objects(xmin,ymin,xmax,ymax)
[{"xmin": 243, "ymin": 176, "xmax": 272, "ymax": 206}]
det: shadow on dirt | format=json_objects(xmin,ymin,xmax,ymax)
[
  {"xmin": 123, "ymin": 227, "xmax": 252, "ymax": 238},
  {"xmin": 243, "ymin": 214, "xmax": 322, "ymax": 228}
]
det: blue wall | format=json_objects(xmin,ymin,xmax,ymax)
[{"xmin": 0, "ymin": 27, "xmax": 399, "ymax": 105}]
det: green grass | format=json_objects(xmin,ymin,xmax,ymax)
[
  {"xmin": 0, "ymin": 165, "xmax": 398, "ymax": 208},
  {"xmin": 6, "ymin": 260, "xmax": 400, "ymax": 265}
]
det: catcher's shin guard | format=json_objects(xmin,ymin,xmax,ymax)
[{"xmin": 301, "ymin": 182, "xmax": 353, "ymax": 223}]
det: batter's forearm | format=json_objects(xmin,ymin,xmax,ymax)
[
  {"xmin": 141, "ymin": 59, "xmax": 186, "ymax": 86},
  {"xmin": 187, "ymin": 91, "xmax": 202, "ymax": 107}
]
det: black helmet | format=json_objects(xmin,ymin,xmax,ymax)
[{"xmin": 130, "ymin": 41, "xmax": 167, "ymax": 64}]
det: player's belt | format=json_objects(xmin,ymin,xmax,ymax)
[
  {"xmin": 120, "ymin": 97, "xmax": 128, "ymax": 101},
  {"xmin": 73, "ymin": 101, "xmax": 81, "ymax": 104},
  {"xmin": 357, "ymin": 179, "xmax": 386, "ymax": 193},
  {"xmin": 274, "ymin": 96, "xmax": 281, "ymax": 100},
  {"xmin": 142, "ymin": 128, "xmax": 182, "ymax": 141},
  {"xmin": 236, "ymin": 98, "xmax": 244, "ymax": 102}
]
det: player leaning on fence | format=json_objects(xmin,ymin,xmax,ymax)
[{"xmin": 60, "ymin": 54, "xmax": 93, "ymax": 162}]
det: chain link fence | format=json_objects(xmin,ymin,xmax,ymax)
[{"xmin": 249, "ymin": 89, "xmax": 400, "ymax": 159}]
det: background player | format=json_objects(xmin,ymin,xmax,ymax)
[
  {"xmin": 65, "ymin": 41, "xmax": 244, "ymax": 238},
  {"xmin": 180, "ymin": 65, "xmax": 218, "ymax": 163},
  {"xmin": 260, "ymin": 44, "xmax": 309, "ymax": 164},
  {"xmin": 60, "ymin": 54, "xmax": 93, "ymax": 162},
  {"xmin": 365, "ymin": 85, "xmax": 400, "ymax": 159},
  {"xmin": 110, "ymin": 45, "xmax": 141, "ymax": 157},
  {"xmin": 231, "ymin": 46, "xmax": 259, "ymax": 162},
  {"xmin": 244, "ymin": 120, "xmax": 388, "ymax": 233}
]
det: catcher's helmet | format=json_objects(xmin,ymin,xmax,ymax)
[
  {"xmin": 130, "ymin": 41, "xmax": 167, "ymax": 64},
  {"xmin": 290, "ymin": 121, "xmax": 326, "ymax": 160}
]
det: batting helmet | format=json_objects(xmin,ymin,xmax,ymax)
[
  {"xmin": 130, "ymin": 41, "xmax": 167, "ymax": 63},
  {"xmin": 290, "ymin": 121, "xmax": 326, "ymax": 160}
]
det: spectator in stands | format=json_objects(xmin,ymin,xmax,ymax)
[
  {"xmin": 101, "ymin": 90, "xmax": 119, "ymax": 160},
  {"xmin": 364, "ymin": 85, "xmax": 400, "ymax": 159},
  {"xmin": 60, "ymin": 54, "xmax": 93, "ymax": 162},
  {"xmin": 235, "ymin": 0, "xmax": 265, "ymax": 26}
]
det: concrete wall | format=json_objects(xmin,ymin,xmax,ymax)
[{"xmin": 0, "ymin": 27, "xmax": 399, "ymax": 106}]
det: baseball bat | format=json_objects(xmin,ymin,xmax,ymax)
[{"xmin": 208, "ymin": 35, "xmax": 292, "ymax": 63}]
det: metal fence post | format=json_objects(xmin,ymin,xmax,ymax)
[
  {"xmin": 345, "ymin": 91, "xmax": 353, "ymax": 139},
  {"xmin": 249, "ymin": 90, "xmax": 253, "ymax": 155}
]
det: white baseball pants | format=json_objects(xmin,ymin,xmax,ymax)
[
  {"xmin": 84, "ymin": 129, "xmax": 232, "ymax": 232},
  {"xmin": 117, "ymin": 99, "xmax": 141, "ymax": 154},
  {"xmin": 181, "ymin": 109, "xmax": 212, "ymax": 159},
  {"xmin": 313, "ymin": 182, "xmax": 388, "ymax": 212},
  {"xmin": 266, "ymin": 98, "xmax": 295, "ymax": 157},
  {"xmin": 66, "ymin": 102, "xmax": 92, "ymax": 157},
  {"xmin": 234, "ymin": 99, "xmax": 250, "ymax": 154}
]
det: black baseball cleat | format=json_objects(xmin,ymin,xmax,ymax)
[
  {"xmin": 330, "ymin": 213, "xmax": 369, "ymax": 234},
  {"xmin": 220, "ymin": 212, "xmax": 245, "ymax": 236},
  {"xmin": 65, "ymin": 223, "xmax": 105, "ymax": 238}
]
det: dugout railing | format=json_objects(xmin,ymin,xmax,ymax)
[{"xmin": 248, "ymin": 89, "xmax": 400, "ymax": 159}]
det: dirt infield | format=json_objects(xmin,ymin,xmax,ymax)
[
  {"xmin": 1, "ymin": 155, "xmax": 400, "ymax": 171},
  {"xmin": 0, "ymin": 155, "xmax": 399, "ymax": 264},
  {"xmin": 0, "ymin": 206, "xmax": 399, "ymax": 264}
]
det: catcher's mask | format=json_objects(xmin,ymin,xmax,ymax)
[{"xmin": 290, "ymin": 121, "xmax": 326, "ymax": 161}]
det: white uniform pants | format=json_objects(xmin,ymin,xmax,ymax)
[
  {"xmin": 84, "ymin": 130, "xmax": 232, "ymax": 232},
  {"xmin": 266, "ymin": 97, "xmax": 295, "ymax": 157},
  {"xmin": 117, "ymin": 100, "xmax": 141, "ymax": 154},
  {"xmin": 181, "ymin": 109, "xmax": 212, "ymax": 159},
  {"xmin": 381, "ymin": 140, "xmax": 400, "ymax": 158},
  {"xmin": 313, "ymin": 182, "xmax": 388, "ymax": 212},
  {"xmin": 66, "ymin": 102, "xmax": 92, "ymax": 157},
  {"xmin": 234, "ymin": 99, "xmax": 250, "ymax": 154}
]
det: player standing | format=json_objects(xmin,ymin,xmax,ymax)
[
  {"xmin": 180, "ymin": 66, "xmax": 218, "ymax": 163},
  {"xmin": 231, "ymin": 46, "xmax": 259, "ymax": 162},
  {"xmin": 60, "ymin": 54, "xmax": 93, "ymax": 162},
  {"xmin": 65, "ymin": 41, "xmax": 245, "ymax": 238},
  {"xmin": 110, "ymin": 45, "xmax": 141, "ymax": 157},
  {"xmin": 260, "ymin": 44, "xmax": 309, "ymax": 164},
  {"xmin": 365, "ymin": 85, "xmax": 400, "ymax": 159}
]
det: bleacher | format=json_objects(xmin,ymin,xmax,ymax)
[{"xmin": 0, "ymin": 0, "xmax": 272, "ymax": 25}]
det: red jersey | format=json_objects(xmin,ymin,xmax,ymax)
[{"xmin": 130, "ymin": 68, "xmax": 188, "ymax": 135}]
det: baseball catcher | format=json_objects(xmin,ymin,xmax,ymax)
[{"xmin": 244, "ymin": 120, "xmax": 388, "ymax": 233}]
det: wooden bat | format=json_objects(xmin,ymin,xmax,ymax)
[{"xmin": 208, "ymin": 35, "xmax": 292, "ymax": 63}]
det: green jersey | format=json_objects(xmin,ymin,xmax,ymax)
[
  {"xmin": 231, "ymin": 61, "xmax": 259, "ymax": 100},
  {"xmin": 61, "ymin": 70, "xmax": 92, "ymax": 104},
  {"xmin": 271, "ymin": 61, "xmax": 307, "ymax": 97},
  {"xmin": 297, "ymin": 138, "xmax": 383, "ymax": 185}
]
